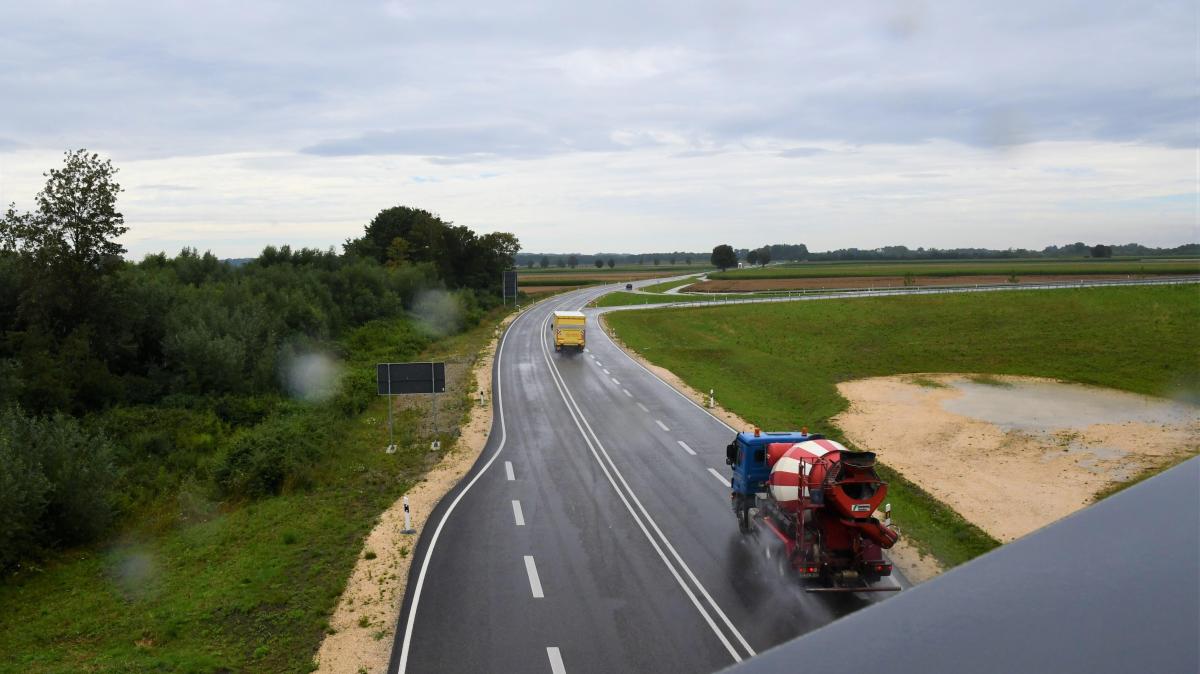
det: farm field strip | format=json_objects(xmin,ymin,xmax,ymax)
[{"xmin": 710, "ymin": 259, "xmax": 1200, "ymax": 280}]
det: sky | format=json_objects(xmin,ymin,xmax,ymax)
[{"xmin": 0, "ymin": 0, "xmax": 1195, "ymax": 258}]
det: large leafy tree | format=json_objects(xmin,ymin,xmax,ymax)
[
  {"xmin": 2, "ymin": 149, "xmax": 127, "ymax": 271},
  {"xmin": 711, "ymin": 244, "xmax": 737, "ymax": 271}
]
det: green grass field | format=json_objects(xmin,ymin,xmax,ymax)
[
  {"xmin": 594, "ymin": 292, "xmax": 773, "ymax": 307},
  {"xmin": 518, "ymin": 263, "xmax": 712, "ymax": 276},
  {"xmin": 710, "ymin": 259, "xmax": 1200, "ymax": 280},
  {"xmin": 0, "ymin": 312, "xmax": 504, "ymax": 673},
  {"xmin": 641, "ymin": 277, "xmax": 701, "ymax": 293},
  {"xmin": 605, "ymin": 284, "xmax": 1200, "ymax": 567}
]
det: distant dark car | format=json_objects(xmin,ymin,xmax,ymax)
[{"xmin": 625, "ymin": 283, "xmax": 633, "ymax": 290}]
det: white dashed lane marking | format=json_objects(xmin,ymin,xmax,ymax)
[
  {"xmin": 677, "ymin": 440, "xmax": 697, "ymax": 456},
  {"xmin": 707, "ymin": 468, "xmax": 728, "ymax": 486},
  {"xmin": 505, "ymin": 461, "xmax": 515, "ymax": 481},
  {"xmin": 655, "ymin": 419, "xmax": 670, "ymax": 432},
  {"xmin": 512, "ymin": 500, "xmax": 525, "ymax": 526},
  {"xmin": 525, "ymin": 556, "xmax": 545, "ymax": 598}
]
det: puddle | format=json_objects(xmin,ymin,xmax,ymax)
[{"xmin": 942, "ymin": 379, "xmax": 1198, "ymax": 431}]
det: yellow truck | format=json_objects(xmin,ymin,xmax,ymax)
[{"xmin": 552, "ymin": 311, "xmax": 586, "ymax": 353}]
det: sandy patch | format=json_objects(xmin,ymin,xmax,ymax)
[
  {"xmin": 834, "ymin": 374, "xmax": 1199, "ymax": 544},
  {"xmin": 314, "ymin": 310, "xmax": 522, "ymax": 673},
  {"xmin": 598, "ymin": 316, "xmax": 942, "ymax": 584},
  {"xmin": 690, "ymin": 274, "xmax": 1164, "ymax": 292}
]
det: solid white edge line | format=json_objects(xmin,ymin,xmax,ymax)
[
  {"xmin": 707, "ymin": 468, "xmax": 728, "ymax": 486},
  {"xmin": 396, "ymin": 292, "xmax": 581, "ymax": 673},
  {"xmin": 524, "ymin": 555, "xmax": 544, "ymax": 598},
  {"xmin": 539, "ymin": 310, "xmax": 751, "ymax": 662},
  {"xmin": 547, "ymin": 647, "xmax": 566, "ymax": 674},
  {"xmin": 677, "ymin": 440, "xmax": 697, "ymax": 456},
  {"xmin": 655, "ymin": 419, "xmax": 670, "ymax": 432},
  {"xmin": 512, "ymin": 500, "xmax": 525, "ymax": 526},
  {"xmin": 505, "ymin": 461, "xmax": 515, "ymax": 481}
]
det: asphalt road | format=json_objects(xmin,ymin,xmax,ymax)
[{"xmin": 389, "ymin": 283, "xmax": 904, "ymax": 674}]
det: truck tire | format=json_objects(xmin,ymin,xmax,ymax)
[{"xmin": 737, "ymin": 501, "xmax": 753, "ymax": 533}]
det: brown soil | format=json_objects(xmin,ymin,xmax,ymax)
[
  {"xmin": 691, "ymin": 274, "xmax": 1146, "ymax": 292},
  {"xmin": 521, "ymin": 285, "xmax": 579, "ymax": 295},
  {"xmin": 521, "ymin": 271, "xmax": 694, "ymax": 282},
  {"xmin": 598, "ymin": 316, "xmax": 942, "ymax": 584},
  {"xmin": 314, "ymin": 310, "xmax": 522, "ymax": 673},
  {"xmin": 833, "ymin": 374, "xmax": 1199, "ymax": 544}
]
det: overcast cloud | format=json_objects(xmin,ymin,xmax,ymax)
[{"xmin": 0, "ymin": 0, "xmax": 1194, "ymax": 257}]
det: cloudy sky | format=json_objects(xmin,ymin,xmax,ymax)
[{"xmin": 0, "ymin": 1, "xmax": 1194, "ymax": 258}]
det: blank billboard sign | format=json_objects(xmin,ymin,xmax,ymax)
[
  {"xmin": 376, "ymin": 362, "xmax": 446, "ymax": 394},
  {"xmin": 503, "ymin": 270, "xmax": 518, "ymax": 300}
]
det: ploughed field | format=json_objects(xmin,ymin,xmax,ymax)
[
  {"xmin": 708, "ymin": 258, "xmax": 1200, "ymax": 280},
  {"xmin": 689, "ymin": 274, "xmax": 1182, "ymax": 292},
  {"xmin": 604, "ymin": 284, "xmax": 1199, "ymax": 568}
]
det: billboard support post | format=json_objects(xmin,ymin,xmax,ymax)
[{"xmin": 376, "ymin": 362, "xmax": 447, "ymax": 453}]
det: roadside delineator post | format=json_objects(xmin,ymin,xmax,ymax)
[
  {"xmin": 401, "ymin": 496, "xmax": 416, "ymax": 534},
  {"xmin": 708, "ymin": 389, "xmax": 715, "ymax": 408}
]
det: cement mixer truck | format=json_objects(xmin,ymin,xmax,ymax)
[{"xmin": 726, "ymin": 429, "xmax": 900, "ymax": 592}]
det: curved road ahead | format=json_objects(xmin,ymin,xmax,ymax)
[{"xmin": 388, "ymin": 283, "xmax": 904, "ymax": 674}]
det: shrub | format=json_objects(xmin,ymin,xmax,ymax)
[
  {"xmin": 0, "ymin": 406, "xmax": 117, "ymax": 569},
  {"xmin": 213, "ymin": 414, "xmax": 323, "ymax": 498}
]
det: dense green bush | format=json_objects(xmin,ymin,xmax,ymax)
[
  {"xmin": 213, "ymin": 413, "xmax": 324, "ymax": 499},
  {"xmin": 0, "ymin": 407, "xmax": 117, "ymax": 570}
]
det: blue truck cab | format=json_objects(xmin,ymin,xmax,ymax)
[
  {"xmin": 726, "ymin": 429, "xmax": 823, "ymax": 531},
  {"xmin": 726, "ymin": 430, "xmax": 823, "ymax": 496}
]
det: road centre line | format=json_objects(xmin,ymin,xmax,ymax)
[
  {"xmin": 505, "ymin": 461, "xmax": 515, "ymax": 481},
  {"xmin": 707, "ymin": 468, "xmax": 728, "ymax": 486},
  {"xmin": 512, "ymin": 500, "xmax": 525, "ymax": 526},
  {"xmin": 538, "ymin": 310, "xmax": 753, "ymax": 662},
  {"xmin": 611, "ymin": 377, "xmax": 620, "ymax": 385},
  {"xmin": 622, "ymin": 388, "xmax": 633, "ymax": 397},
  {"xmin": 677, "ymin": 440, "xmax": 697, "ymax": 456},
  {"xmin": 547, "ymin": 647, "xmax": 566, "ymax": 674},
  {"xmin": 524, "ymin": 556, "xmax": 545, "ymax": 598},
  {"xmin": 655, "ymin": 419, "xmax": 670, "ymax": 432},
  {"xmin": 636, "ymin": 402, "xmax": 649, "ymax": 413},
  {"xmin": 603, "ymin": 368, "xmax": 610, "ymax": 374}
]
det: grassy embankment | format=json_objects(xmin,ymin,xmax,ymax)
[
  {"xmin": 0, "ymin": 311, "xmax": 507, "ymax": 673},
  {"xmin": 605, "ymin": 285, "xmax": 1200, "ymax": 568},
  {"xmin": 710, "ymin": 258, "xmax": 1200, "ymax": 280}
]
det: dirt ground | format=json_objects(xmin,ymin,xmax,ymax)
[
  {"xmin": 833, "ymin": 374, "xmax": 1199, "ymax": 544},
  {"xmin": 314, "ymin": 311, "xmax": 520, "ymax": 673},
  {"xmin": 598, "ymin": 317, "xmax": 941, "ymax": 583},
  {"xmin": 690, "ymin": 274, "xmax": 1148, "ymax": 292},
  {"xmin": 521, "ymin": 270, "xmax": 692, "ymax": 282},
  {"xmin": 521, "ymin": 285, "xmax": 577, "ymax": 295}
]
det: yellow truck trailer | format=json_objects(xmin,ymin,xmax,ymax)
[{"xmin": 552, "ymin": 311, "xmax": 586, "ymax": 353}]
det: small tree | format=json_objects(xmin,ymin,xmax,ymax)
[
  {"xmin": 757, "ymin": 246, "xmax": 772, "ymax": 266},
  {"xmin": 747, "ymin": 249, "xmax": 759, "ymax": 266},
  {"xmin": 711, "ymin": 244, "xmax": 737, "ymax": 271},
  {"xmin": 670, "ymin": 256, "xmax": 677, "ymax": 265},
  {"xmin": 607, "ymin": 258, "xmax": 615, "ymax": 268},
  {"xmin": 556, "ymin": 257, "xmax": 565, "ymax": 267},
  {"xmin": 526, "ymin": 260, "xmax": 534, "ymax": 269},
  {"xmin": 685, "ymin": 256, "xmax": 692, "ymax": 265},
  {"xmin": 567, "ymin": 254, "xmax": 579, "ymax": 269},
  {"xmin": 539, "ymin": 255, "xmax": 549, "ymax": 268},
  {"xmin": 594, "ymin": 258, "xmax": 604, "ymax": 268},
  {"xmin": 1091, "ymin": 244, "xmax": 1113, "ymax": 258}
]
